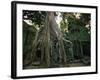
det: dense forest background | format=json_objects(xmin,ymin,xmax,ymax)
[{"xmin": 23, "ymin": 10, "xmax": 91, "ymax": 69}]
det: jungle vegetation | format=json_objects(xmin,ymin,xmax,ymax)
[{"xmin": 23, "ymin": 10, "xmax": 91, "ymax": 69}]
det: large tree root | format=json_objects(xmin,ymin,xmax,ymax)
[{"xmin": 30, "ymin": 12, "xmax": 71, "ymax": 67}]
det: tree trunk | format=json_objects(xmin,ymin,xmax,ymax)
[{"xmin": 31, "ymin": 12, "xmax": 67, "ymax": 67}]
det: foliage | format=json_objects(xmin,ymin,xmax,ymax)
[{"xmin": 23, "ymin": 11, "xmax": 46, "ymax": 27}]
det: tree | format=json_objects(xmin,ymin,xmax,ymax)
[{"xmin": 30, "ymin": 12, "xmax": 68, "ymax": 67}]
